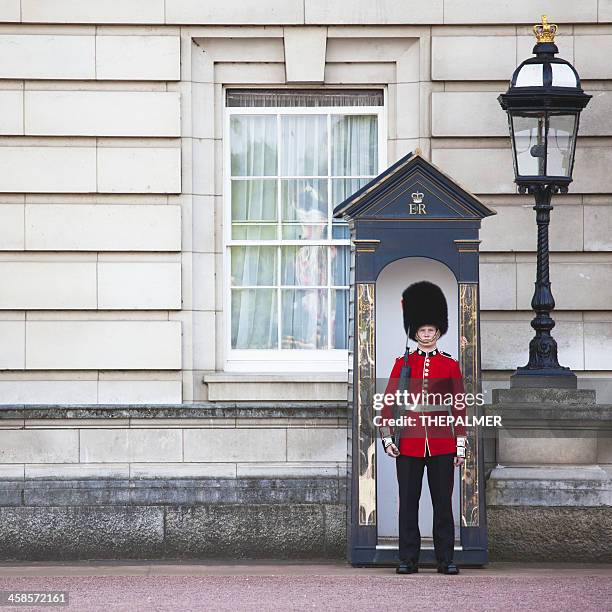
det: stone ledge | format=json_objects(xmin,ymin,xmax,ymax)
[
  {"xmin": 487, "ymin": 466, "xmax": 612, "ymax": 507},
  {"xmin": 202, "ymin": 372, "xmax": 348, "ymax": 383},
  {"xmin": 0, "ymin": 476, "xmax": 348, "ymax": 507},
  {"xmin": 0, "ymin": 402, "xmax": 348, "ymax": 420},
  {"xmin": 484, "ymin": 403, "xmax": 612, "ymax": 430}
]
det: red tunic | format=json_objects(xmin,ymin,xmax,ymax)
[{"xmin": 380, "ymin": 347, "xmax": 467, "ymax": 457}]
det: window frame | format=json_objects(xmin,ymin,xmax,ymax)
[{"xmin": 223, "ymin": 94, "xmax": 387, "ymax": 372}]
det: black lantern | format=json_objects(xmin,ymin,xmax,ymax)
[{"xmin": 498, "ymin": 16, "xmax": 591, "ymax": 388}]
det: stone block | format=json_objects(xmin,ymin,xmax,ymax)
[
  {"xmin": 0, "ymin": 147, "xmax": 96, "ymax": 193},
  {"xmin": 97, "ymin": 147, "xmax": 181, "ymax": 194},
  {"xmin": 573, "ymin": 147, "xmax": 612, "ymax": 193},
  {"xmin": 25, "ymin": 91, "xmax": 180, "ymax": 137},
  {"xmin": 487, "ymin": 505, "xmax": 612, "ymax": 561},
  {"xmin": 0, "ymin": 35, "xmax": 95, "ymax": 79},
  {"xmin": 304, "ymin": 0, "xmax": 443, "ymax": 24},
  {"xmin": 431, "ymin": 148, "xmax": 514, "ymax": 194},
  {"xmin": 165, "ymin": 0, "xmax": 304, "ymax": 24},
  {"xmin": 0, "ymin": 262, "xmax": 96, "ymax": 309},
  {"xmin": 575, "ymin": 35, "xmax": 612, "ymax": 80},
  {"xmin": 0, "ymin": 380, "xmax": 97, "ymax": 405},
  {"xmin": 80, "ymin": 429, "xmax": 182, "ymax": 463},
  {"xmin": 480, "ymin": 203, "xmax": 583, "ymax": 252},
  {"xmin": 584, "ymin": 322, "xmax": 612, "ymax": 370},
  {"xmin": 184, "ymin": 429, "xmax": 286, "ymax": 462},
  {"xmin": 498, "ymin": 431, "xmax": 597, "ymax": 464},
  {"xmin": 25, "ymin": 321, "xmax": 182, "ymax": 370},
  {"xmin": 0, "ymin": 506, "xmax": 164, "ymax": 560},
  {"xmin": 284, "ymin": 27, "xmax": 326, "ymax": 83},
  {"xmin": 26, "ymin": 204, "xmax": 181, "ymax": 252},
  {"xmin": 0, "ymin": 430, "xmax": 78, "ymax": 463},
  {"xmin": 96, "ymin": 35, "xmax": 180, "ymax": 81},
  {"xmin": 0, "ymin": 0, "xmax": 19, "ymax": 21},
  {"xmin": 481, "ymin": 319, "xmax": 584, "ymax": 370},
  {"xmin": 21, "ymin": 0, "xmax": 165, "ymax": 23},
  {"xmin": 192, "ymin": 253, "xmax": 215, "ymax": 311},
  {"xmin": 431, "ymin": 92, "xmax": 507, "ymax": 137},
  {"xmin": 164, "ymin": 503, "xmax": 335, "ymax": 559},
  {"xmin": 0, "ymin": 204, "xmax": 24, "ymax": 250},
  {"xmin": 98, "ymin": 380, "xmax": 182, "ymax": 405},
  {"xmin": 443, "ymin": 1, "xmax": 597, "ymax": 24},
  {"xmin": 432, "ymin": 36, "xmax": 516, "ymax": 81},
  {"xmin": 479, "ymin": 263, "xmax": 516, "ymax": 310},
  {"xmin": 0, "ymin": 321, "xmax": 24, "ymax": 369},
  {"xmin": 287, "ymin": 428, "xmax": 347, "ymax": 462},
  {"xmin": 517, "ymin": 262, "xmax": 612, "ymax": 310},
  {"xmin": 98, "ymin": 262, "xmax": 181, "ymax": 310},
  {"xmin": 0, "ymin": 90, "xmax": 22, "ymax": 135},
  {"xmin": 585, "ymin": 205, "xmax": 612, "ymax": 250}
]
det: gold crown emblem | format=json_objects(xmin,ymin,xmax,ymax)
[{"xmin": 533, "ymin": 15, "xmax": 558, "ymax": 43}]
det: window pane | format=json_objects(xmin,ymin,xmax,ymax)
[
  {"xmin": 331, "ymin": 115, "xmax": 378, "ymax": 176},
  {"xmin": 547, "ymin": 114, "xmax": 576, "ymax": 177},
  {"xmin": 331, "ymin": 245, "xmax": 349, "ymax": 286},
  {"xmin": 231, "ymin": 224, "xmax": 277, "ymax": 240},
  {"xmin": 512, "ymin": 114, "xmax": 546, "ymax": 176},
  {"xmin": 280, "ymin": 115, "xmax": 327, "ymax": 176},
  {"xmin": 332, "ymin": 222, "xmax": 350, "ymax": 239},
  {"xmin": 331, "ymin": 178, "xmax": 371, "ymax": 207},
  {"xmin": 232, "ymin": 289, "xmax": 278, "ymax": 349},
  {"xmin": 232, "ymin": 179, "xmax": 277, "ymax": 221},
  {"xmin": 230, "ymin": 115, "xmax": 277, "ymax": 176},
  {"xmin": 281, "ymin": 289, "xmax": 328, "ymax": 349},
  {"xmin": 282, "ymin": 246, "xmax": 327, "ymax": 286},
  {"xmin": 281, "ymin": 178, "xmax": 328, "ymax": 239},
  {"xmin": 231, "ymin": 246, "xmax": 277, "ymax": 286},
  {"xmin": 281, "ymin": 224, "xmax": 328, "ymax": 240},
  {"xmin": 281, "ymin": 179, "xmax": 327, "ymax": 220},
  {"xmin": 331, "ymin": 289, "xmax": 349, "ymax": 349}
]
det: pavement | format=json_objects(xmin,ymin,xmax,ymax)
[{"xmin": 0, "ymin": 561, "xmax": 609, "ymax": 612}]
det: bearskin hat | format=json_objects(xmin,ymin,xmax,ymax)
[{"xmin": 402, "ymin": 280, "xmax": 448, "ymax": 341}]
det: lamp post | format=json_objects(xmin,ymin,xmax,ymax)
[{"xmin": 498, "ymin": 16, "xmax": 591, "ymax": 388}]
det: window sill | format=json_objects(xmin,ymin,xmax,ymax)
[{"xmin": 202, "ymin": 371, "xmax": 349, "ymax": 402}]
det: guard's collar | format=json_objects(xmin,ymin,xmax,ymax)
[{"xmin": 415, "ymin": 347, "xmax": 438, "ymax": 356}]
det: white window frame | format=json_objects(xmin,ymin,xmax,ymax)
[{"xmin": 223, "ymin": 94, "xmax": 387, "ymax": 372}]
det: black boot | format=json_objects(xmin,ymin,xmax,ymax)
[
  {"xmin": 396, "ymin": 560, "xmax": 418, "ymax": 574},
  {"xmin": 437, "ymin": 561, "xmax": 459, "ymax": 575}
]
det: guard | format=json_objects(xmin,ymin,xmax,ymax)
[{"xmin": 379, "ymin": 280, "xmax": 468, "ymax": 575}]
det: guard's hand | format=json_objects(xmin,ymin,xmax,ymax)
[
  {"xmin": 385, "ymin": 443, "xmax": 400, "ymax": 458},
  {"xmin": 453, "ymin": 456, "xmax": 465, "ymax": 467}
]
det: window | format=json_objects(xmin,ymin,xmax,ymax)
[{"xmin": 224, "ymin": 90, "xmax": 385, "ymax": 371}]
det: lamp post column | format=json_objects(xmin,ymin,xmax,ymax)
[{"xmin": 511, "ymin": 184, "xmax": 576, "ymax": 387}]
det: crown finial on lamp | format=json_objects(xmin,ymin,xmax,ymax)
[{"xmin": 533, "ymin": 15, "xmax": 558, "ymax": 43}]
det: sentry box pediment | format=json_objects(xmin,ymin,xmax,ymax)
[
  {"xmin": 333, "ymin": 150, "xmax": 494, "ymax": 566},
  {"xmin": 333, "ymin": 151, "xmax": 496, "ymax": 284},
  {"xmin": 334, "ymin": 150, "xmax": 496, "ymax": 223}
]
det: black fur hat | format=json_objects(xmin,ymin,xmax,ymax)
[{"xmin": 402, "ymin": 281, "xmax": 448, "ymax": 341}]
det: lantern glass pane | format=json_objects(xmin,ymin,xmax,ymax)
[
  {"xmin": 511, "ymin": 113, "xmax": 547, "ymax": 177},
  {"xmin": 547, "ymin": 113, "xmax": 577, "ymax": 177}
]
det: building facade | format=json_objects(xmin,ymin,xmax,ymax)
[{"xmin": 0, "ymin": 2, "xmax": 611, "ymax": 559}]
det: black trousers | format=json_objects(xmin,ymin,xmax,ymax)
[{"xmin": 395, "ymin": 449, "xmax": 455, "ymax": 564}]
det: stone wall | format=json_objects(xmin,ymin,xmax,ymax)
[
  {"xmin": 0, "ymin": 6, "xmax": 611, "ymax": 405},
  {"xmin": 0, "ymin": 404, "xmax": 348, "ymax": 560}
]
